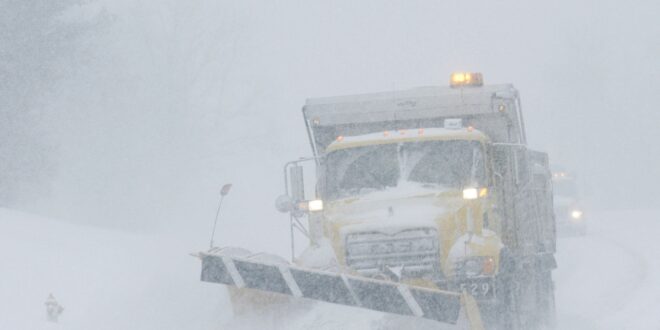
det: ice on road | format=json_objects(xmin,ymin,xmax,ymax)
[{"xmin": 1, "ymin": 208, "xmax": 659, "ymax": 329}]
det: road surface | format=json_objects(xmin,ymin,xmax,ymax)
[
  {"xmin": 554, "ymin": 209, "xmax": 660, "ymax": 329},
  {"xmin": 1, "ymin": 208, "xmax": 658, "ymax": 329}
]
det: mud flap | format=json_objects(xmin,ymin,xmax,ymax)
[{"xmin": 200, "ymin": 248, "xmax": 462, "ymax": 325}]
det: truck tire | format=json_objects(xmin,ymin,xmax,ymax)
[
  {"xmin": 489, "ymin": 248, "xmax": 520, "ymax": 330},
  {"xmin": 537, "ymin": 270, "xmax": 556, "ymax": 329}
]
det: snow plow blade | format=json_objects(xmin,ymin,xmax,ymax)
[{"xmin": 199, "ymin": 247, "xmax": 462, "ymax": 325}]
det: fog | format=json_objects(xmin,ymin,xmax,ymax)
[
  {"xmin": 11, "ymin": 0, "xmax": 655, "ymax": 231},
  {"xmin": 1, "ymin": 0, "xmax": 659, "ymax": 328}
]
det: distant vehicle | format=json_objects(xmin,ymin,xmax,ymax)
[{"xmin": 552, "ymin": 170, "xmax": 586, "ymax": 236}]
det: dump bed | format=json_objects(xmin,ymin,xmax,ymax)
[{"xmin": 303, "ymin": 84, "xmax": 527, "ymax": 155}]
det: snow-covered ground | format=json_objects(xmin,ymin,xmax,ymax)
[
  {"xmin": 0, "ymin": 208, "xmax": 228, "ymax": 330},
  {"xmin": 1, "ymin": 208, "xmax": 659, "ymax": 329},
  {"xmin": 554, "ymin": 209, "xmax": 660, "ymax": 329}
]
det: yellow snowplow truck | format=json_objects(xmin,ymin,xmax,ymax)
[{"xmin": 199, "ymin": 73, "xmax": 557, "ymax": 329}]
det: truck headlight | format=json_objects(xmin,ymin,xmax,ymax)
[
  {"xmin": 463, "ymin": 188, "xmax": 478, "ymax": 200},
  {"xmin": 296, "ymin": 199, "xmax": 324, "ymax": 212},
  {"xmin": 463, "ymin": 187, "xmax": 488, "ymax": 200},
  {"xmin": 308, "ymin": 199, "xmax": 324, "ymax": 212}
]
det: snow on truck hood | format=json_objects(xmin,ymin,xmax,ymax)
[{"xmin": 325, "ymin": 182, "xmax": 462, "ymax": 238}]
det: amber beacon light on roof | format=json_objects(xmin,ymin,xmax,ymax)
[{"xmin": 450, "ymin": 72, "xmax": 484, "ymax": 87}]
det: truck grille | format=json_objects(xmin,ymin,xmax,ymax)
[{"xmin": 345, "ymin": 228, "xmax": 441, "ymax": 279}]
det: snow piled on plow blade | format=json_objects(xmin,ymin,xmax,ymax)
[{"xmin": 200, "ymin": 248, "xmax": 462, "ymax": 324}]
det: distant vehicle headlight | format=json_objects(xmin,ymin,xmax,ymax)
[{"xmin": 571, "ymin": 210, "xmax": 583, "ymax": 219}]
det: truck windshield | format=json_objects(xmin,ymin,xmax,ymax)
[{"xmin": 325, "ymin": 140, "xmax": 485, "ymax": 200}]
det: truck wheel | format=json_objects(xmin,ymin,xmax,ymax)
[
  {"xmin": 491, "ymin": 248, "xmax": 519, "ymax": 330},
  {"xmin": 537, "ymin": 270, "xmax": 556, "ymax": 329}
]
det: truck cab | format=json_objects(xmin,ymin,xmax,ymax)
[{"xmin": 316, "ymin": 124, "xmax": 501, "ymax": 295}]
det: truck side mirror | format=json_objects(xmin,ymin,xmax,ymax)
[
  {"xmin": 289, "ymin": 165, "xmax": 305, "ymax": 202},
  {"xmin": 275, "ymin": 194, "xmax": 294, "ymax": 213},
  {"xmin": 492, "ymin": 145, "xmax": 511, "ymax": 180},
  {"xmin": 275, "ymin": 164, "xmax": 306, "ymax": 214},
  {"xmin": 513, "ymin": 148, "xmax": 530, "ymax": 186},
  {"xmin": 492, "ymin": 143, "xmax": 529, "ymax": 186}
]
